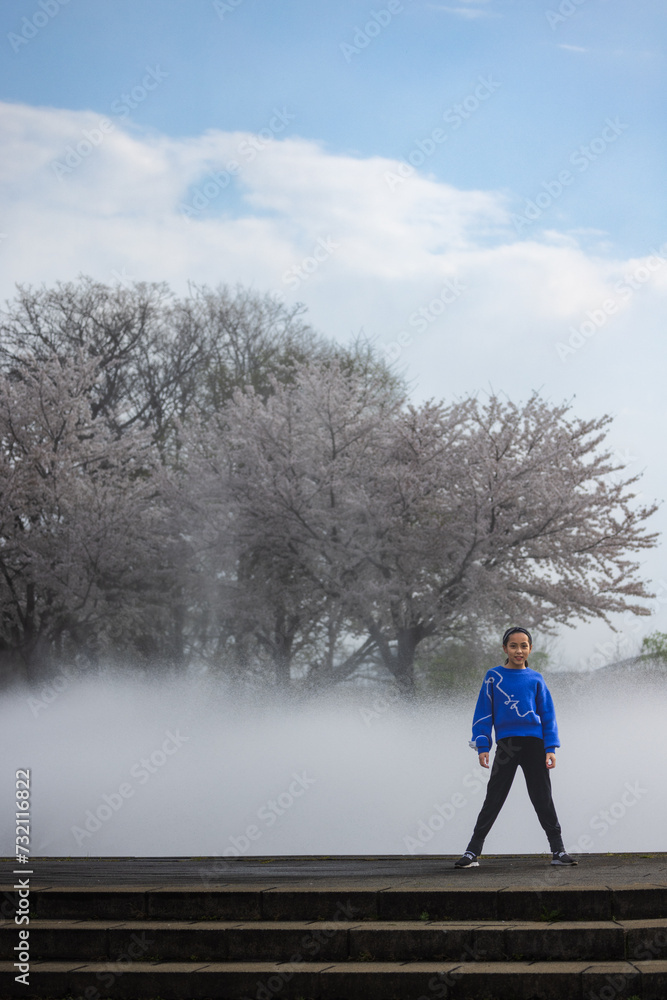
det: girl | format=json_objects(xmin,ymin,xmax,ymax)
[{"xmin": 455, "ymin": 627, "xmax": 577, "ymax": 868}]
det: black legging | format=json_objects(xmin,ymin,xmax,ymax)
[{"xmin": 466, "ymin": 736, "xmax": 564, "ymax": 856}]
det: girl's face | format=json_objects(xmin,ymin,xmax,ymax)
[{"xmin": 503, "ymin": 633, "xmax": 532, "ymax": 668}]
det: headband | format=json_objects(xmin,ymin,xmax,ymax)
[{"xmin": 502, "ymin": 627, "xmax": 533, "ymax": 646}]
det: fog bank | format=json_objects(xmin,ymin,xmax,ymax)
[{"xmin": 1, "ymin": 668, "xmax": 661, "ymax": 857}]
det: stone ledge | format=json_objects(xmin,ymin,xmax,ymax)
[
  {"xmin": 5, "ymin": 881, "xmax": 665, "ymax": 922},
  {"xmin": 2, "ymin": 959, "xmax": 667, "ymax": 999}
]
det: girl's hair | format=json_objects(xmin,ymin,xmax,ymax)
[
  {"xmin": 502, "ymin": 626, "xmax": 532, "ymax": 646},
  {"xmin": 503, "ymin": 626, "xmax": 532, "ymax": 666}
]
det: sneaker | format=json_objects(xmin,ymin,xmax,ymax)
[
  {"xmin": 551, "ymin": 850, "xmax": 578, "ymax": 866},
  {"xmin": 454, "ymin": 851, "xmax": 479, "ymax": 868}
]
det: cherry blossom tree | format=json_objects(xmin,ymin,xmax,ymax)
[
  {"xmin": 0, "ymin": 277, "xmax": 343, "ymax": 455},
  {"xmin": 173, "ymin": 360, "xmax": 395, "ymax": 686},
  {"xmin": 207, "ymin": 364, "xmax": 658, "ymax": 693},
  {"xmin": 0, "ymin": 278, "xmax": 399, "ymax": 684},
  {"xmin": 0, "ymin": 280, "xmax": 657, "ymax": 693},
  {"xmin": 357, "ymin": 392, "xmax": 659, "ymax": 691},
  {"xmin": 0, "ymin": 353, "xmax": 165, "ymax": 682}
]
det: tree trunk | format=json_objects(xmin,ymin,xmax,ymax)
[
  {"xmin": 272, "ymin": 608, "xmax": 299, "ymax": 689},
  {"xmin": 274, "ymin": 641, "xmax": 292, "ymax": 688},
  {"xmin": 393, "ymin": 628, "xmax": 419, "ymax": 696},
  {"xmin": 370, "ymin": 621, "xmax": 435, "ymax": 697}
]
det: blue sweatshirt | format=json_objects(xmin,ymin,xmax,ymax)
[{"xmin": 469, "ymin": 666, "xmax": 560, "ymax": 754}]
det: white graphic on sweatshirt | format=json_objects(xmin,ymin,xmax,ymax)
[
  {"xmin": 471, "ymin": 670, "xmax": 539, "ymax": 743},
  {"xmin": 490, "ymin": 669, "xmax": 539, "ymax": 720}
]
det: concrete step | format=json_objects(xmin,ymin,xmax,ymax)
[
  {"xmin": 2, "ymin": 957, "xmax": 667, "ymax": 999},
  {"xmin": 13, "ymin": 882, "xmax": 667, "ymax": 921},
  {"xmin": 3, "ymin": 916, "xmax": 667, "ymax": 963},
  {"xmin": 2, "ymin": 867, "xmax": 665, "ymax": 998}
]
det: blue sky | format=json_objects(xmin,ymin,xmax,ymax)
[
  {"xmin": 1, "ymin": 0, "xmax": 666, "ymax": 665},
  {"xmin": 3, "ymin": 0, "xmax": 665, "ymax": 250}
]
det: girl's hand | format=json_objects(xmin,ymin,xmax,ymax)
[
  {"xmin": 478, "ymin": 752, "xmax": 490, "ymax": 769},
  {"xmin": 546, "ymin": 753, "xmax": 556, "ymax": 769}
]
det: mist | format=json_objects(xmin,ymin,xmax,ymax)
[{"xmin": 1, "ymin": 666, "xmax": 662, "ymax": 858}]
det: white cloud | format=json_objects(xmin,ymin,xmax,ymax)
[
  {"xmin": 1, "ymin": 100, "xmax": 665, "ymax": 344},
  {"xmin": 429, "ymin": 0, "xmax": 496, "ymax": 18},
  {"xmin": 1, "ymin": 98, "xmax": 666, "ymax": 394}
]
